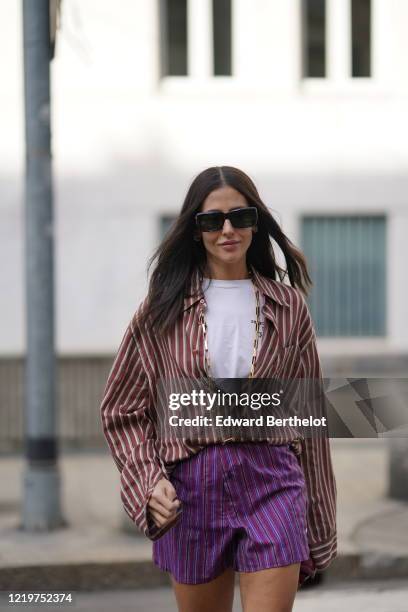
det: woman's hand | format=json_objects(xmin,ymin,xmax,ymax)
[
  {"xmin": 147, "ymin": 477, "xmax": 182, "ymax": 529},
  {"xmin": 298, "ymin": 556, "xmax": 316, "ymax": 588}
]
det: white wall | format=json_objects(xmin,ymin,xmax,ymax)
[{"xmin": 0, "ymin": 0, "xmax": 407, "ymax": 354}]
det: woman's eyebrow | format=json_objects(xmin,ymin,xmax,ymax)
[{"xmin": 204, "ymin": 206, "xmax": 247, "ymax": 213}]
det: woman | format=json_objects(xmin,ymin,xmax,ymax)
[{"xmin": 100, "ymin": 166, "xmax": 337, "ymax": 612}]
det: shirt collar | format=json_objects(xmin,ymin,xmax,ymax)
[{"xmin": 182, "ymin": 264, "xmax": 290, "ymax": 311}]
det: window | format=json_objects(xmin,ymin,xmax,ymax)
[
  {"xmin": 160, "ymin": 0, "xmax": 188, "ymax": 76},
  {"xmin": 301, "ymin": 216, "xmax": 386, "ymax": 337},
  {"xmin": 303, "ymin": 0, "xmax": 326, "ymax": 77},
  {"xmin": 160, "ymin": 0, "xmax": 232, "ymax": 79},
  {"xmin": 351, "ymin": 0, "xmax": 371, "ymax": 77},
  {"xmin": 160, "ymin": 215, "xmax": 177, "ymax": 239},
  {"xmin": 213, "ymin": 0, "xmax": 232, "ymax": 76},
  {"xmin": 303, "ymin": 0, "xmax": 372, "ymax": 80}
]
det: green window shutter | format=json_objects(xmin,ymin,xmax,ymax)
[
  {"xmin": 301, "ymin": 215, "xmax": 386, "ymax": 337},
  {"xmin": 160, "ymin": 215, "xmax": 177, "ymax": 239}
]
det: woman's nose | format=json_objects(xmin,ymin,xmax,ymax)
[{"xmin": 222, "ymin": 219, "xmax": 234, "ymax": 232}]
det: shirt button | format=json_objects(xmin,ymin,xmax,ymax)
[{"xmin": 200, "ymin": 299, "xmax": 205, "ymax": 303}]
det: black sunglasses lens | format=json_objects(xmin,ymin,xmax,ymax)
[
  {"xmin": 230, "ymin": 208, "xmax": 257, "ymax": 228},
  {"xmin": 198, "ymin": 212, "xmax": 224, "ymax": 232},
  {"xmin": 197, "ymin": 207, "xmax": 257, "ymax": 232}
]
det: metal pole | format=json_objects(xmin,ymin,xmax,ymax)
[{"xmin": 22, "ymin": 0, "xmax": 65, "ymax": 529}]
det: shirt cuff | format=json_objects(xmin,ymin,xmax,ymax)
[
  {"xmin": 309, "ymin": 532, "xmax": 337, "ymax": 571},
  {"xmin": 121, "ymin": 459, "xmax": 181, "ymax": 540}
]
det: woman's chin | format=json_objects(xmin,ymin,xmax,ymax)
[{"xmin": 217, "ymin": 255, "xmax": 246, "ymax": 267}]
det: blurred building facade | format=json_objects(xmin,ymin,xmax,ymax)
[{"xmin": 0, "ymin": 0, "xmax": 407, "ymax": 447}]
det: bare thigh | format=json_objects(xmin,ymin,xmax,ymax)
[
  {"xmin": 171, "ymin": 567, "xmax": 235, "ymax": 612},
  {"xmin": 239, "ymin": 562, "xmax": 300, "ymax": 612}
]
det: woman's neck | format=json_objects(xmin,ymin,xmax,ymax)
[{"xmin": 203, "ymin": 261, "xmax": 250, "ymax": 280}]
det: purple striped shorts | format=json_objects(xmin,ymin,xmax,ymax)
[{"xmin": 152, "ymin": 441, "xmax": 310, "ymax": 584}]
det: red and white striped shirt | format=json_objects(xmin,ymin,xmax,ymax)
[{"xmin": 100, "ymin": 264, "xmax": 337, "ymax": 571}]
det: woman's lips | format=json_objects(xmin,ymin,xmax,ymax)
[{"xmin": 219, "ymin": 241, "xmax": 239, "ymax": 250}]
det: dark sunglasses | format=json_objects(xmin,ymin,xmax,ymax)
[{"xmin": 195, "ymin": 207, "xmax": 258, "ymax": 232}]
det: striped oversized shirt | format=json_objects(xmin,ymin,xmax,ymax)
[{"xmin": 100, "ymin": 264, "xmax": 337, "ymax": 571}]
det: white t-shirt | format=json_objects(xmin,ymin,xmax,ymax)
[{"xmin": 201, "ymin": 277, "xmax": 266, "ymax": 379}]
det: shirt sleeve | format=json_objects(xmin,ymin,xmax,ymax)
[
  {"xmin": 100, "ymin": 322, "xmax": 182, "ymax": 540},
  {"xmin": 297, "ymin": 294, "xmax": 338, "ymax": 572}
]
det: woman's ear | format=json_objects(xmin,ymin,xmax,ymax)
[
  {"xmin": 193, "ymin": 231, "xmax": 202, "ymax": 242},
  {"xmin": 252, "ymin": 225, "xmax": 258, "ymax": 234}
]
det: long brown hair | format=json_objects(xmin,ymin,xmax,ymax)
[{"xmin": 137, "ymin": 166, "xmax": 312, "ymax": 337}]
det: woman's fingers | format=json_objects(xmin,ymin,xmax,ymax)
[
  {"xmin": 147, "ymin": 476, "xmax": 182, "ymax": 528},
  {"xmin": 162, "ymin": 479, "xmax": 179, "ymax": 501},
  {"xmin": 148, "ymin": 507, "xmax": 168, "ymax": 527},
  {"xmin": 149, "ymin": 506, "xmax": 181, "ymax": 528},
  {"xmin": 148, "ymin": 495, "xmax": 180, "ymax": 518},
  {"xmin": 149, "ymin": 478, "xmax": 181, "ymax": 514}
]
